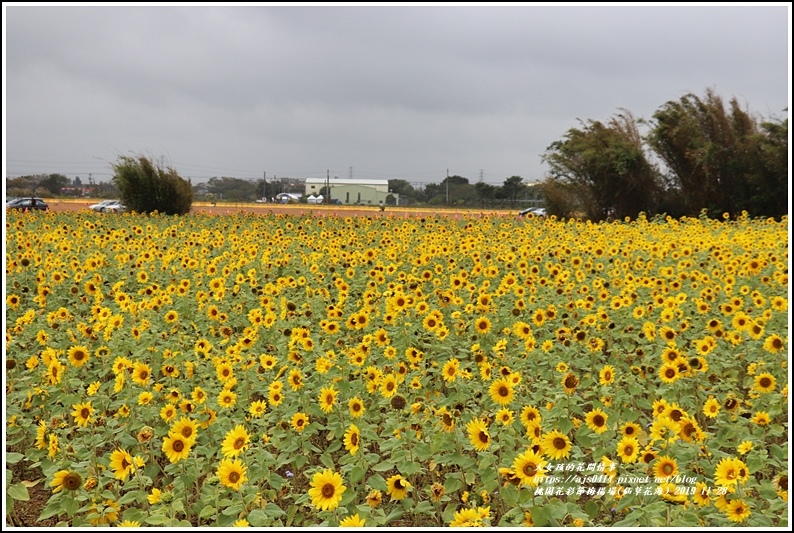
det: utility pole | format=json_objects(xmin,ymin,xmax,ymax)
[
  {"xmin": 263, "ymin": 171, "xmax": 267, "ymax": 200},
  {"xmin": 326, "ymin": 169, "xmax": 331, "ymax": 204},
  {"xmin": 446, "ymin": 169, "xmax": 449, "ymax": 206}
]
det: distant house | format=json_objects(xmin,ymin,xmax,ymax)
[{"xmin": 304, "ymin": 178, "xmax": 398, "ymax": 206}]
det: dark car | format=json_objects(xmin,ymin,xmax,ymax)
[{"xmin": 6, "ymin": 197, "xmax": 49, "ymax": 211}]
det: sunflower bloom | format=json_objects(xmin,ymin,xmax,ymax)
[
  {"xmin": 217, "ymin": 458, "xmax": 248, "ymax": 491},
  {"xmin": 71, "ymin": 401, "xmax": 94, "ymax": 427},
  {"xmin": 616, "ymin": 436, "xmax": 640, "ymax": 464},
  {"xmin": 221, "ymin": 425, "xmax": 250, "ymax": 458},
  {"xmin": 162, "ymin": 432, "xmax": 192, "ymax": 463},
  {"xmin": 512, "ymin": 449, "xmax": 547, "ymax": 487},
  {"xmin": 542, "ymin": 429, "xmax": 572, "ymax": 460},
  {"xmin": 725, "ymin": 498, "xmax": 751, "ymax": 523},
  {"xmin": 339, "ymin": 514, "xmax": 365, "ymax": 527},
  {"xmin": 308, "ymin": 469, "xmax": 346, "ymax": 511},
  {"xmin": 386, "ymin": 474, "xmax": 411, "ymax": 501},
  {"xmin": 344, "ymin": 424, "xmax": 361, "ymax": 455},
  {"xmin": 109, "ymin": 448, "xmax": 136, "ymax": 481},
  {"xmin": 318, "ymin": 386, "xmax": 338, "ymax": 413},
  {"xmin": 51, "ymin": 470, "xmax": 82, "ymax": 493},
  {"xmin": 584, "ymin": 408, "xmax": 608, "ymax": 434},
  {"xmin": 466, "ymin": 418, "xmax": 491, "ymax": 452}
]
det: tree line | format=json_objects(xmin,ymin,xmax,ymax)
[
  {"xmin": 5, "ymin": 89, "xmax": 787, "ymax": 219},
  {"xmin": 540, "ymin": 88, "xmax": 788, "ymax": 221}
]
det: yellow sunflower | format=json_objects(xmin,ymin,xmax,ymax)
[
  {"xmin": 109, "ymin": 448, "xmax": 136, "ymax": 481},
  {"xmin": 217, "ymin": 458, "xmax": 248, "ymax": 491},
  {"xmin": 170, "ymin": 416, "xmax": 199, "ymax": 445},
  {"xmin": 616, "ymin": 436, "xmax": 640, "ymax": 464},
  {"xmin": 542, "ymin": 429, "xmax": 572, "ymax": 460},
  {"xmin": 379, "ymin": 374, "xmax": 398, "ymax": 399},
  {"xmin": 751, "ymin": 411, "xmax": 771, "ymax": 425},
  {"xmin": 343, "ymin": 424, "xmax": 361, "ymax": 456},
  {"xmin": 71, "ymin": 401, "xmax": 94, "ymax": 427},
  {"xmin": 495, "ymin": 408, "xmax": 514, "ymax": 426},
  {"xmin": 162, "ymin": 432, "xmax": 192, "ymax": 463},
  {"xmin": 386, "ymin": 474, "xmax": 411, "ymax": 501},
  {"xmin": 466, "ymin": 418, "xmax": 491, "ymax": 452},
  {"xmin": 50, "ymin": 470, "xmax": 82, "ymax": 493},
  {"xmin": 512, "ymin": 448, "xmax": 547, "ymax": 487},
  {"xmin": 291, "ymin": 412, "xmax": 309, "ymax": 432},
  {"xmin": 318, "ymin": 385, "xmax": 339, "ymax": 413},
  {"xmin": 348, "ymin": 397, "xmax": 365, "ymax": 418},
  {"xmin": 584, "ymin": 408, "xmax": 608, "ymax": 434},
  {"xmin": 67, "ymin": 345, "xmax": 90, "ymax": 368},
  {"xmin": 218, "ymin": 390, "xmax": 237, "ymax": 409},
  {"xmin": 130, "ymin": 362, "xmax": 152, "ymax": 386},
  {"xmin": 474, "ymin": 316, "xmax": 492, "ymax": 335},
  {"xmin": 308, "ymin": 469, "xmax": 346, "ymax": 511},
  {"xmin": 653, "ymin": 455, "xmax": 678, "ymax": 480},
  {"xmin": 339, "ymin": 514, "xmax": 365, "ymax": 527},
  {"xmin": 442, "ymin": 358, "xmax": 460, "ymax": 383},
  {"xmin": 599, "ymin": 365, "xmax": 615, "ymax": 385},
  {"xmin": 725, "ymin": 498, "xmax": 751, "ymax": 523},
  {"xmin": 221, "ymin": 425, "xmax": 250, "ymax": 458},
  {"xmin": 488, "ymin": 377, "xmax": 514, "ymax": 406}
]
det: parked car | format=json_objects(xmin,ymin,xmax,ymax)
[
  {"xmin": 89, "ymin": 199, "xmax": 119, "ymax": 212},
  {"xmin": 98, "ymin": 201, "xmax": 127, "ymax": 213},
  {"xmin": 6, "ymin": 197, "xmax": 49, "ymax": 211},
  {"xmin": 519, "ymin": 207, "xmax": 547, "ymax": 218}
]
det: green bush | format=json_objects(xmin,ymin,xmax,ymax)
[{"xmin": 112, "ymin": 155, "xmax": 192, "ymax": 215}]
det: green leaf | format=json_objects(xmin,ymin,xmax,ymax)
[
  {"xmin": 63, "ymin": 495, "xmax": 80, "ymax": 517},
  {"xmin": 117, "ymin": 490, "xmax": 141, "ymax": 505},
  {"xmin": 199, "ymin": 505, "xmax": 216, "ymax": 520},
  {"xmin": 531, "ymin": 505, "xmax": 552, "ymax": 527},
  {"xmin": 248, "ymin": 509, "xmax": 268, "ymax": 527},
  {"xmin": 6, "ymin": 452, "xmax": 25, "ymax": 465},
  {"xmin": 372, "ymin": 461, "xmax": 394, "ymax": 472},
  {"xmin": 264, "ymin": 502, "xmax": 286, "ymax": 518},
  {"xmin": 320, "ymin": 452, "xmax": 335, "ymax": 470},
  {"xmin": 350, "ymin": 465, "xmax": 366, "ymax": 484},
  {"xmin": 585, "ymin": 499, "xmax": 599, "ymax": 519},
  {"xmin": 8, "ymin": 483, "xmax": 30, "ymax": 501},
  {"xmin": 501, "ymin": 484, "xmax": 520, "ymax": 507},
  {"xmin": 399, "ymin": 461, "xmax": 422, "ymax": 477},
  {"xmin": 144, "ymin": 514, "xmax": 169, "ymax": 525}
]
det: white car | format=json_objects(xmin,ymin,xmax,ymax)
[
  {"xmin": 519, "ymin": 207, "xmax": 547, "ymax": 217},
  {"xmin": 89, "ymin": 200, "xmax": 119, "ymax": 212},
  {"xmin": 99, "ymin": 201, "xmax": 127, "ymax": 213}
]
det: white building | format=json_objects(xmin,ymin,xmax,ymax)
[{"xmin": 304, "ymin": 178, "xmax": 398, "ymax": 205}]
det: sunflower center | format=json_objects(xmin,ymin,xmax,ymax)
[
  {"xmin": 386, "ymin": 383, "xmax": 394, "ymax": 392},
  {"xmin": 760, "ymin": 377, "xmax": 772, "ymax": 388},
  {"xmin": 233, "ymin": 438, "xmax": 245, "ymax": 450},
  {"xmin": 229, "ymin": 471, "xmax": 240, "ymax": 483},
  {"xmin": 593, "ymin": 415, "xmax": 605, "ymax": 426},
  {"xmin": 322, "ymin": 483, "xmax": 336, "ymax": 498},
  {"xmin": 623, "ymin": 444, "xmax": 635, "ymax": 455},
  {"xmin": 662, "ymin": 463, "xmax": 674, "ymax": 475},
  {"xmin": 478, "ymin": 431, "xmax": 490, "ymax": 444},
  {"xmin": 172, "ymin": 440, "xmax": 184, "ymax": 452},
  {"xmin": 350, "ymin": 433, "xmax": 358, "ymax": 446},
  {"xmin": 80, "ymin": 408, "xmax": 90, "ymax": 419},
  {"xmin": 64, "ymin": 473, "xmax": 81, "ymax": 490},
  {"xmin": 553, "ymin": 437, "xmax": 566, "ymax": 450},
  {"xmin": 498, "ymin": 386, "xmax": 509, "ymax": 397},
  {"xmin": 394, "ymin": 479, "xmax": 404, "ymax": 489},
  {"xmin": 523, "ymin": 463, "xmax": 537, "ymax": 477},
  {"xmin": 564, "ymin": 376, "xmax": 577, "ymax": 388}
]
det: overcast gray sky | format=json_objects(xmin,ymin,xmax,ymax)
[{"xmin": 3, "ymin": 3, "xmax": 791, "ymax": 186}]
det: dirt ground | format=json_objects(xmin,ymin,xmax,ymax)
[{"xmin": 42, "ymin": 199, "xmax": 511, "ymax": 219}]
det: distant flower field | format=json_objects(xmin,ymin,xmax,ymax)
[{"xmin": 4, "ymin": 209, "xmax": 788, "ymax": 527}]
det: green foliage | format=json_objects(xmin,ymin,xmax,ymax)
[
  {"xmin": 646, "ymin": 89, "xmax": 787, "ymax": 218},
  {"xmin": 542, "ymin": 110, "xmax": 661, "ymax": 221},
  {"xmin": 112, "ymin": 154, "xmax": 192, "ymax": 215}
]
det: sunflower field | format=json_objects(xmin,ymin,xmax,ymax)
[{"xmin": 4, "ymin": 209, "xmax": 789, "ymax": 527}]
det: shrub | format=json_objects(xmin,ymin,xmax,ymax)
[{"xmin": 112, "ymin": 155, "xmax": 192, "ymax": 215}]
